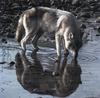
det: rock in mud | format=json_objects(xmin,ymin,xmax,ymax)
[
  {"xmin": 80, "ymin": 24, "xmax": 86, "ymax": 29},
  {"xmin": 9, "ymin": 61, "xmax": 15, "ymax": 67},
  {"xmin": 97, "ymin": 26, "xmax": 100, "ymax": 33},
  {"xmin": 1, "ymin": 38, "xmax": 7, "ymax": 43},
  {"xmin": 79, "ymin": 12, "xmax": 91, "ymax": 18},
  {"xmin": 96, "ymin": 17, "xmax": 100, "ymax": 23}
]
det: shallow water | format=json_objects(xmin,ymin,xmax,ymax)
[{"xmin": 0, "ymin": 21, "xmax": 100, "ymax": 98}]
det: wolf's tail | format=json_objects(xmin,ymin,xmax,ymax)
[{"xmin": 15, "ymin": 16, "xmax": 24, "ymax": 43}]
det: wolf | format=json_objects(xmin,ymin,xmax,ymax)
[{"xmin": 16, "ymin": 7, "xmax": 83, "ymax": 72}]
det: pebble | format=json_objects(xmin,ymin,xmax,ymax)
[{"xmin": 96, "ymin": 17, "xmax": 100, "ymax": 23}]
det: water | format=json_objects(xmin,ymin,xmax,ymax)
[{"xmin": 0, "ymin": 21, "xmax": 100, "ymax": 98}]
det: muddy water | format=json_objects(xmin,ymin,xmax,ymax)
[{"xmin": 0, "ymin": 20, "xmax": 100, "ymax": 98}]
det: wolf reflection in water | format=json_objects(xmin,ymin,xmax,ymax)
[{"xmin": 15, "ymin": 52, "xmax": 82, "ymax": 97}]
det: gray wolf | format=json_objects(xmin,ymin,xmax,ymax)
[{"xmin": 16, "ymin": 7, "xmax": 83, "ymax": 73}]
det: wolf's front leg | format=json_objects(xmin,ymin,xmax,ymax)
[
  {"xmin": 71, "ymin": 49, "xmax": 78, "ymax": 66},
  {"xmin": 60, "ymin": 49, "xmax": 69, "ymax": 74},
  {"xmin": 21, "ymin": 37, "xmax": 26, "ymax": 54},
  {"xmin": 53, "ymin": 34, "xmax": 62, "ymax": 75}
]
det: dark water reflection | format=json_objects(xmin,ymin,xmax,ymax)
[{"xmin": 15, "ymin": 51, "xmax": 82, "ymax": 97}]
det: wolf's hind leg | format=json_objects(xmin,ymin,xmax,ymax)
[
  {"xmin": 32, "ymin": 30, "xmax": 43, "ymax": 52},
  {"xmin": 22, "ymin": 13, "xmax": 39, "ymax": 53},
  {"xmin": 54, "ymin": 33, "xmax": 62, "ymax": 75},
  {"xmin": 21, "ymin": 33, "xmax": 33, "ymax": 53}
]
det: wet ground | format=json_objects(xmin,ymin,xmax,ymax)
[{"xmin": 0, "ymin": 19, "xmax": 100, "ymax": 98}]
